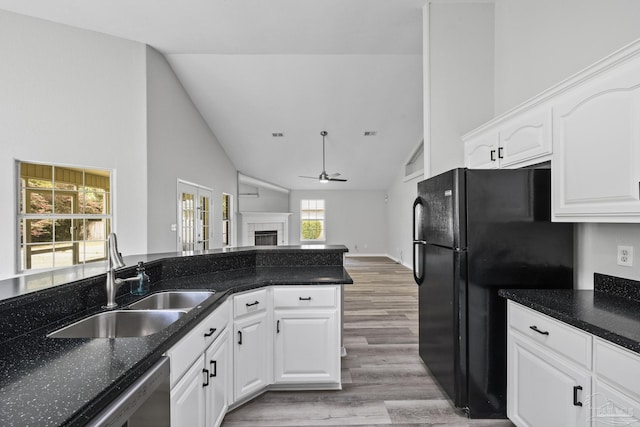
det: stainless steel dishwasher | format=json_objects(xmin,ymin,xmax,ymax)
[{"xmin": 87, "ymin": 356, "xmax": 170, "ymax": 427}]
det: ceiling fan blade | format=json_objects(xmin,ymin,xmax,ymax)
[
  {"xmin": 328, "ymin": 172, "xmax": 341, "ymax": 178},
  {"xmin": 328, "ymin": 177, "xmax": 347, "ymax": 182},
  {"xmin": 298, "ymin": 175, "xmax": 319, "ymax": 179}
]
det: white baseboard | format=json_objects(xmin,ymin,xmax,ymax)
[{"xmin": 345, "ymin": 253, "xmax": 413, "ymax": 270}]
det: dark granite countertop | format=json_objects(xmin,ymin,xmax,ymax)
[
  {"xmin": 499, "ymin": 273, "xmax": 640, "ymax": 355},
  {"xmin": 0, "ymin": 248, "xmax": 352, "ymax": 427}
]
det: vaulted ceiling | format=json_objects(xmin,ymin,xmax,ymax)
[{"xmin": 0, "ymin": 0, "xmax": 425, "ymax": 190}]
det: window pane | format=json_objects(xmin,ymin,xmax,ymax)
[
  {"xmin": 81, "ymin": 192, "xmax": 108, "ymax": 215},
  {"xmin": 53, "ymin": 243, "xmax": 75, "ymax": 267},
  {"xmin": 23, "ymin": 244, "xmax": 54, "ymax": 270},
  {"xmin": 54, "ymin": 218, "xmax": 73, "ymax": 242},
  {"xmin": 83, "ymin": 219, "xmax": 110, "ymax": 241},
  {"xmin": 79, "ymin": 241, "xmax": 106, "ymax": 263},
  {"xmin": 29, "ymin": 219, "xmax": 53, "ymax": 243},
  {"xmin": 54, "ymin": 193, "xmax": 76, "ymax": 214},
  {"xmin": 27, "ymin": 189, "xmax": 53, "ymax": 214}
]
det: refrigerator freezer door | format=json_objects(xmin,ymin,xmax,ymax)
[
  {"xmin": 419, "ymin": 244, "xmax": 467, "ymax": 408},
  {"xmin": 418, "ymin": 169, "xmax": 466, "ymax": 249}
]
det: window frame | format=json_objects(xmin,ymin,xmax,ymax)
[
  {"xmin": 222, "ymin": 193, "xmax": 233, "ymax": 247},
  {"xmin": 16, "ymin": 160, "xmax": 114, "ymax": 273},
  {"xmin": 300, "ymin": 199, "xmax": 326, "ymax": 242}
]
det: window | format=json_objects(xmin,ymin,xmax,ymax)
[
  {"xmin": 300, "ymin": 199, "xmax": 325, "ymax": 241},
  {"xmin": 178, "ymin": 181, "xmax": 212, "ymax": 252},
  {"xmin": 18, "ymin": 161, "xmax": 112, "ymax": 271},
  {"xmin": 222, "ymin": 193, "xmax": 232, "ymax": 246}
]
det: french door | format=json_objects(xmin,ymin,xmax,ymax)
[{"xmin": 178, "ymin": 181, "xmax": 212, "ymax": 252}]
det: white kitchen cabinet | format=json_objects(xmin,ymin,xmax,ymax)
[
  {"xmin": 464, "ymin": 128, "xmax": 499, "ymax": 169},
  {"xmin": 552, "ymin": 50, "xmax": 640, "ymax": 221},
  {"xmin": 171, "ymin": 355, "xmax": 207, "ymax": 427},
  {"xmin": 464, "ymin": 105, "xmax": 552, "ymax": 170},
  {"xmin": 272, "ymin": 286, "xmax": 340, "ymax": 385},
  {"xmin": 507, "ymin": 301, "xmax": 640, "ymax": 427},
  {"xmin": 233, "ymin": 288, "xmax": 271, "ymax": 403},
  {"xmin": 274, "ymin": 310, "xmax": 339, "ymax": 384},
  {"xmin": 508, "ymin": 332, "xmax": 591, "ymax": 427},
  {"xmin": 205, "ymin": 328, "xmax": 231, "ymax": 427}
]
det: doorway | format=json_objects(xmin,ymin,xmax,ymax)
[{"xmin": 177, "ymin": 180, "xmax": 213, "ymax": 252}]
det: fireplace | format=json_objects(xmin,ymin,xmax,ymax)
[
  {"xmin": 254, "ymin": 230, "xmax": 278, "ymax": 246},
  {"xmin": 240, "ymin": 212, "xmax": 292, "ymax": 247}
]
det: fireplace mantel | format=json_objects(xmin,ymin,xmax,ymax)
[{"xmin": 239, "ymin": 212, "xmax": 292, "ymax": 246}]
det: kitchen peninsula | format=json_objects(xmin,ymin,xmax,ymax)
[{"xmin": 0, "ymin": 245, "xmax": 352, "ymax": 426}]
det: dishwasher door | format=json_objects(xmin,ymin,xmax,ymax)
[{"xmin": 87, "ymin": 357, "xmax": 171, "ymax": 427}]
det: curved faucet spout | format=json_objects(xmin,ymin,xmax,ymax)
[{"xmin": 104, "ymin": 233, "xmax": 126, "ymax": 309}]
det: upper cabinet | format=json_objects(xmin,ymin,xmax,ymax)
[
  {"xmin": 464, "ymin": 38, "xmax": 640, "ymax": 222},
  {"xmin": 464, "ymin": 104, "xmax": 553, "ymax": 170},
  {"xmin": 552, "ymin": 53, "xmax": 640, "ymax": 222}
]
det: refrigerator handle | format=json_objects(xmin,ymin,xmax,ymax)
[{"xmin": 413, "ymin": 197, "xmax": 426, "ymax": 286}]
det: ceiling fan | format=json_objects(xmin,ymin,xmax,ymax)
[{"xmin": 299, "ymin": 131, "xmax": 347, "ymax": 183}]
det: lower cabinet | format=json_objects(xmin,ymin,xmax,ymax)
[
  {"xmin": 508, "ymin": 332, "xmax": 591, "ymax": 427},
  {"xmin": 233, "ymin": 310, "xmax": 269, "ymax": 401},
  {"xmin": 274, "ymin": 310, "xmax": 339, "ymax": 384},
  {"xmin": 170, "ymin": 329, "xmax": 231, "ymax": 427},
  {"xmin": 170, "ymin": 355, "xmax": 207, "ymax": 427},
  {"xmin": 507, "ymin": 301, "xmax": 640, "ymax": 427}
]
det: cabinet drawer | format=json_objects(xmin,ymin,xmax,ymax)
[
  {"xmin": 273, "ymin": 286, "xmax": 337, "ymax": 308},
  {"xmin": 595, "ymin": 338, "xmax": 640, "ymax": 402},
  {"xmin": 234, "ymin": 288, "xmax": 268, "ymax": 318},
  {"xmin": 202, "ymin": 299, "xmax": 230, "ymax": 347},
  {"xmin": 508, "ymin": 301, "xmax": 592, "ymax": 369}
]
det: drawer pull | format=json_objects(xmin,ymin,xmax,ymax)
[
  {"xmin": 573, "ymin": 385, "xmax": 583, "ymax": 406},
  {"xmin": 203, "ymin": 369, "xmax": 210, "ymax": 387},
  {"xmin": 204, "ymin": 327, "xmax": 216, "ymax": 337},
  {"xmin": 529, "ymin": 325, "xmax": 549, "ymax": 336},
  {"xmin": 299, "ymin": 297, "xmax": 312, "ymax": 301},
  {"xmin": 246, "ymin": 301, "xmax": 260, "ymax": 307}
]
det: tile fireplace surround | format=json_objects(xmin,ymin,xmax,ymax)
[{"xmin": 239, "ymin": 212, "xmax": 292, "ymax": 246}]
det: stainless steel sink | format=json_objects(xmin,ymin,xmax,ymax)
[
  {"xmin": 47, "ymin": 310, "xmax": 187, "ymax": 338},
  {"xmin": 126, "ymin": 291, "xmax": 215, "ymax": 311}
]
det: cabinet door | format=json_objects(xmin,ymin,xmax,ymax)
[
  {"xmin": 499, "ymin": 105, "xmax": 552, "ymax": 168},
  {"xmin": 553, "ymin": 54, "xmax": 640, "ymax": 221},
  {"xmin": 465, "ymin": 130, "xmax": 499, "ymax": 169},
  {"xmin": 592, "ymin": 379, "xmax": 640, "ymax": 426},
  {"xmin": 205, "ymin": 329, "xmax": 230, "ymax": 427},
  {"xmin": 274, "ymin": 310, "xmax": 339, "ymax": 384},
  {"xmin": 234, "ymin": 312, "xmax": 269, "ymax": 401},
  {"xmin": 508, "ymin": 333, "xmax": 590, "ymax": 427},
  {"xmin": 171, "ymin": 355, "xmax": 207, "ymax": 427}
]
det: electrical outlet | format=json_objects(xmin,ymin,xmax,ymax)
[{"xmin": 617, "ymin": 245, "xmax": 633, "ymax": 267}]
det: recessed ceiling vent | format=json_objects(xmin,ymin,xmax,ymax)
[
  {"xmin": 364, "ymin": 131, "xmax": 377, "ymax": 136},
  {"xmin": 272, "ymin": 132, "xmax": 284, "ymax": 137}
]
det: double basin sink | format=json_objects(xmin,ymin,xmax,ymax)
[{"xmin": 48, "ymin": 291, "xmax": 215, "ymax": 339}]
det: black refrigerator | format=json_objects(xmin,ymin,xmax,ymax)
[{"xmin": 412, "ymin": 168, "xmax": 573, "ymax": 419}]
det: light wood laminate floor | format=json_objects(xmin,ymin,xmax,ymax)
[{"xmin": 222, "ymin": 257, "xmax": 514, "ymax": 426}]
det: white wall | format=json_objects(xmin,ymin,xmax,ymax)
[
  {"xmin": 493, "ymin": 0, "xmax": 640, "ymax": 287},
  {"xmin": 385, "ymin": 169, "xmax": 423, "ymax": 268},
  {"xmin": 146, "ymin": 47, "xmax": 238, "ymax": 252},
  {"xmin": 289, "ymin": 190, "xmax": 387, "ymax": 254},
  {"xmin": 238, "ymin": 184, "xmax": 289, "ymax": 213},
  {"xmin": 0, "ymin": 11, "xmax": 148, "ymax": 279},
  {"xmin": 494, "ymin": 0, "xmax": 640, "ymax": 114},
  {"xmin": 425, "ymin": 2, "xmax": 495, "ymax": 177}
]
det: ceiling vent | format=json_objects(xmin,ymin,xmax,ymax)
[
  {"xmin": 364, "ymin": 131, "xmax": 377, "ymax": 136},
  {"xmin": 272, "ymin": 132, "xmax": 284, "ymax": 137}
]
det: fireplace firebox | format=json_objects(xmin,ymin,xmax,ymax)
[{"xmin": 254, "ymin": 230, "xmax": 278, "ymax": 246}]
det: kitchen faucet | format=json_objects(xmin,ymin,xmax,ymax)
[{"xmin": 104, "ymin": 233, "xmax": 141, "ymax": 309}]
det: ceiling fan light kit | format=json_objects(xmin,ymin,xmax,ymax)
[{"xmin": 299, "ymin": 131, "xmax": 347, "ymax": 183}]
